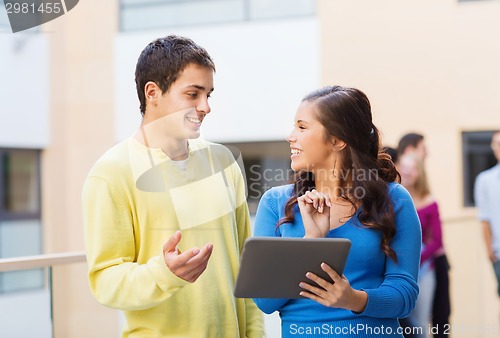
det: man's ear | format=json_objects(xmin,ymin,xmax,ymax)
[
  {"xmin": 144, "ymin": 81, "xmax": 161, "ymax": 105},
  {"xmin": 331, "ymin": 137, "xmax": 347, "ymax": 151}
]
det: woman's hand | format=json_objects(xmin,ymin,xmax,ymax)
[
  {"xmin": 299, "ymin": 263, "xmax": 368, "ymax": 313},
  {"xmin": 298, "ymin": 189, "xmax": 331, "ymax": 238}
]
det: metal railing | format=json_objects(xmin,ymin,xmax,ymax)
[
  {"xmin": 0, "ymin": 251, "xmax": 86, "ymax": 338},
  {"xmin": 0, "ymin": 251, "xmax": 86, "ymax": 272}
]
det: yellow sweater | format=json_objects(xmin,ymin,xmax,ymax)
[{"xmin": 83, "ymin": 137, "xmax": 264, "ymax": 338}]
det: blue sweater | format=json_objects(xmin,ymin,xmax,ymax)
[{"xmin": 253, "ymin": 183, "xmax": 421, "ymax": 338}]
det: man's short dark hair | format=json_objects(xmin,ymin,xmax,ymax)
[
  {"xmin": 135, "ymin": 35, "xmax": 216, "ymax": 116},
  {"xmin": 397, "ymin": 133, "xmax": 424, "ymax": 156},
  {"xmin": 382, "ymin": 146, "xmax": 398, "ymax": 164}
]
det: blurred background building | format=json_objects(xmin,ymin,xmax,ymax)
[{"xmin": 0, "ymin": 0, "xmax": 499, "ymax": 337}]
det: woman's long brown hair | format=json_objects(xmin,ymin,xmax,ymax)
[{"xmin": 278, "ymin": 86, "xmax": 400, "ymax": 262}]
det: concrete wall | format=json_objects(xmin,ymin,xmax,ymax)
[
  {"xmin": 42, "ymin": 0, "xmax": 120, "ymax": 337},
  {"xmin": 319, "ymin": 0, "xmax": 500, "ymax": 336},
  {"xmin": 0, "ymin": 34, "xmax": 49, "ymax": 148},
  {"xmin": 318, "ymin": 0, "xmax": 500, "ymax": 216}
]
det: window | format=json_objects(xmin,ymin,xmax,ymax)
[
  {"xmin": 462, "ymin": 131, "xmax": 497, "ymax": 207},
  {"xmin": 0, "ymin": 149, "xmax": 43, "ymax": 293},
  {"xmin": 223, "ymin": 141, "xmax": 291, "ymax": 214},
  {"xmin": 120, "ymin": 0, "xmax": 316, "ymax": 31},
  {"xmin": 248, "ymin": 0, "xmax": 315, "ymax": 20},
  {"xmin": 2, "ymin": 150, "xmax": 40, "ymax": 215}
]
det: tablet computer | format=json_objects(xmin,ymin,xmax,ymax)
[{"xmin": 234, "ymin": 237, "xmax": 351, "ymax": 299}]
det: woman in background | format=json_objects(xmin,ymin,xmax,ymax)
[{"xmin": 398, "ymin": 153, "xmax": 449, "ymax": 338}]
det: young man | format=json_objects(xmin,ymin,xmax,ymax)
[
  {"xmin": 83, "ymin": 35, "xmax": 264, "ymax": 338},
  {"xmin": 397, "ymin": 132, "xmax": 427, "ymax": 160},
  {"xmin": 475, "ymin": 131, "xmax": 500, "ymax": 297}
]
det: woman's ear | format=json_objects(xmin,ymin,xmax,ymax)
[{"xmin": 331, "ymin": 137, "xmax": 347, "ymax": 151}]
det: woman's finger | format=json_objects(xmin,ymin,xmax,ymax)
[
  {"xmin": 298, "ymin": 194, "xmax": 313, "ymax": 205},
  {"xmin": 306, "ymin": 190, "xmax": 326, "ymax": 213},
  {"xmin": 299, "ymin": 281, "xmax": 327, "ymax": 298},
  {"xmin": 313, "ymin": 190, "xmax": 326, "ymax": 213},
  {"xmin": 304, "ymin": 191, "xmax": 318, "ymax": 208},
  {"xmin": 299, "ymin": 290, "xmax": 333, "ymax": 308},
  {"xmin": 298, "ymin": 195, "xmax": 315, "ymax": 213},
  {"xmin": 321, "ymin": 262, "xmax": 342, "ymax": 283},
  {"xmin": 305, "ymin": 271, "xmax": 332, "ymax": 290},
  {"xmin": 324, "ymin": 193, "xmax": 332, "ymax": 208}
]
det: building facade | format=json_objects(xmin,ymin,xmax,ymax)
[{"xmin": 1, "ymin": 0, "xmax": 499, "ymax": 337}]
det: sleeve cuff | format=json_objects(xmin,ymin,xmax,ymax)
[
  {"xmin": 354, "ymin": 288, "xmax": 399, "ymax": 317},
  {"xmin": 147, "ymin": 255, "xmax": 190, "ymax": 292}
]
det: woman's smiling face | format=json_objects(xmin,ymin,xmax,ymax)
[{"xmin": 287, "ymin": 101, "xmax": 335, "ymax": 173}]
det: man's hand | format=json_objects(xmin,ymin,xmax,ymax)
[{"xmin": 162, "ymin": 231, "xmax": 213, "ymax": 283}]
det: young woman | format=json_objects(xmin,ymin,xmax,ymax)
[
  {"xmin": 253, "ymin": 86, "xmax": 421, "ymax": 338},
  {"xmin": 398, "ymin": 153, "xmax": 449, "ymax": 338}
]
